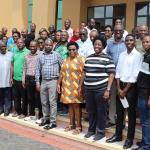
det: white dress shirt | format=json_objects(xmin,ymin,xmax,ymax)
[
  {"xmin": 66, "ymin": 27, "xmax": 73, "ymax": 41},
  {"xmin": 76, "ymin": 38, "xmax": 94, "ymax": 58},
  {"xmin": 116, "ymin": 48, "xmax": 143, "ymax": 83},
  {"xmin": 0, "ymin": 51, "xmax": 13, "ymax": 87}
]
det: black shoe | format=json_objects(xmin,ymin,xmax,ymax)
[
  {"xmin": 4, "ymin": 112, "xmax": 9, "ymax": 116},
  {"xmin": 106, "ymin": 134, "xmax": 122, "ymax": 143},
  {"xmin": 123, "ymin": 139, "xmax": 133, "ymax": 149},
  {"xmin": 105, "ymin": 122, "xmax": 116, "ymax": 129},
  {"xmin": 39, "ymin": 119, "xmax": 50, "ymax": 126},
  {"xmin": 131, "ymin": 147, "xmax": 144, "ymax": 150},
  {"xmin": 43, "ymin": 123, "xmax": 57, "ymax": 130},
  {"xmin": 93, "ymin": 134, "xmax": 104, "ymax": 141},
  {"xmin": 84, "ymin": 132, "xmax": 95, "ymax": 138}
]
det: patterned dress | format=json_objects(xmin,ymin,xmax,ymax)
[{"xmin": 60, "ymin": 55, "xmax": 85, "ymax": 104}]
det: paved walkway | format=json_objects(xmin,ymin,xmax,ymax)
[{"xmin": 0, "ymin": 128, "xmax": 60, "ymax": 150}]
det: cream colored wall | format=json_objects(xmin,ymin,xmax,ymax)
[
  {"xmin": 0, "ymin": 0, "xmax": 28, "ymax": 36},
  {"xmin": 32, "ymin": 0, "xmax": 56, "ymax": 32},
  {"xmin": 62, "ymin": 0, "xmax": 81, "ymax": 29}
]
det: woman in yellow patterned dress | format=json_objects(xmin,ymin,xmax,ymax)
[{"xmin": 57, "ymin": 42, "xmax": 85, "ymax": 135}]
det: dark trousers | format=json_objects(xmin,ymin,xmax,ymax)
[
  {"xmin": 85, "ymin": 89, "xmax": 108, "ymax": 135},
  {"xmin": 138, "ymin": 96, "xmax": 150, "ymax": 150},
  {"xmin": 25, "ymin": 76, "xmax": 42, "ymax": 117},
  {"xmin": 116, "ymin": 82, "xmax": 137, "ymax": 140},
  {"xmin": 13, "ymin": 80, "xmax": 27, "ymax": 115},
  {"xmin": 0, "ymin": 87, "xmax": 12, "ymax": 113}
]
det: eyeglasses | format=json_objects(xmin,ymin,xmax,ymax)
[
  {"xmin": 68, "ymin": 48, "xmax": 76, "ymax": 51},
  {"xmin": 79, "ymin": 33, "xmax": 86, "ymax": 35}
]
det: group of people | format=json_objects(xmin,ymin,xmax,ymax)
[{"xmin": 0, "ymin": 18, "xmax": 149, "ymax": 150}]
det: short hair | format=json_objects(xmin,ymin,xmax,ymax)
[
  {"xmin": 30, "ymin": 40, "xmax": 37, "ymax": 45},
  {"xmin": 67, "ymin": 42, "xmax": 79, "ymax": 50},
  {"xmin": 93, "ymin": 37, "xmax": 107, "ymax": 48},
  {"xmin": 104, "ymin": 25, "xmax": 113, "ymax": 31},
  {"xmin": 125, "ymin": 34, "xmax": 136, "ymax": 40},
  {"xmin": 13, "ymin": 31, "xmax": 21, "ymax": 38}
]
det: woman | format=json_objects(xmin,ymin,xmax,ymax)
[
  {"xmin": 83, "ymin": 37, "xmax": 115, "ymax": 141},
  {"xmin": 70, "ymin": 28, "xmax": 80, "ymax": 42},
  {"xmin": 57, "ymin": 42, "xmax": 85, "ymax": 135}
]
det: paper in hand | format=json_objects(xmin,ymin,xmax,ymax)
[{"xmin": 120, "ymin": 97, "xmax": 129, "ymax": 108}]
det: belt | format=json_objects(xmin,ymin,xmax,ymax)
[{"xmin": 43, "ymin": 77, "xmax": 58, "ymax": 81}]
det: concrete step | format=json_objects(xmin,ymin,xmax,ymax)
[{"xmin": 0, "ymin": 114, "xmax": 141, "ymax": 150}]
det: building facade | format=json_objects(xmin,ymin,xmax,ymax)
[{"xmin": 0, "ymin": 0, "xmax": 150, "ymax": 35}]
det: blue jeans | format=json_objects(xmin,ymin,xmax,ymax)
[
  {"xmin": 0, "ymin": 87, "xmax": 12, "ymax": 113},
  {"xmin": 138, "ymin": 96, "xmax": 150, "ymax": 150},
  {"xmin": 85, "ymin": 89, "xmax": 108, "ymax": 135}
]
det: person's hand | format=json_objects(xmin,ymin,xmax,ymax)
[
  {"xmin": 118, "ymin": 89, "xmax": 126, "ymax": 98},
  {"xmin": 57, "ymin": 84, "xmax": 61, "ymax": 94},
  {"xmin": 148, "ymin": 98, "xmax": 150, "ymax": 109},
  {"xmin": 36, "ymin": 84, "xmax": 41, "ymax": 92},
  {"xmin": 103, "ymin": 90, "xmax": 110, "ymax": 100},
  {"xmin": 22, "ymin": 81, "xmax": 26, "ymax": 88},
  {"xmin": 9, "ymin": 78, "xmax": 13, "ymax": 86}
]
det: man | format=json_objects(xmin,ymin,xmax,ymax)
[
  {"xmin": 64, "ymin": 19, "xmax": 73, "ymax": 41},
  {"xmin": 136, "ymin": 25, "xmax": 148, "ymax": 54},
  {"xmin": 48, "ymin": 24, "xmax": 56, "ymax": 41},
  {"xmin": 85, "ymin": 18, "xmax": 97, "ymax": 38},
  {"xmin": 7, "ymin": 28, "xmax": 18, "ymax": 48},
  {"xmin": 132, "ymin": 35, "xmax": 150, "ymax": 150},
  {"xmin": 35, "ymin": 39, "xmax": 63, "ymax": 129},
  {"xmin": 29, "ymin": 23, "xmax": 38, "ymax": 39},
  {"xmin": 21, "ymin": 28, "xmax": 29, "ymax": 48},
  {"xmin": 22, "ymin": 41, "xmax": 42, "ymax": 118},
  {"xmin": 1, "ymin": 27, "xmax": 8, "ymax": 37},
  {"xmin": 12, "ymin": 38, "xmax": 29, "ymax": 118},
  {"xmin": 80, "ymin": 22, "xmax": 86, "ymax": 29},
  {"xmin": 106, "ymin": 25, "xmax": 127, "ymax": 128},
  {"xmin": 114, "ymin": 18, "xmax": 128, "ymax": 40},
  {"xmin": 8, "ymin": 31, "xmax": 21, "ymax": 53},
  {"xmin": 76, "ymin": 28, "xmax": 94, "ymax": 58},
  {"xmin": 106, "ymin": 34, "xmax": 142, "ymax": 149},
  {"xmin": 40, "ymin": 30, "xmax": 48, "ymax": 42},
  {"xmin": 0, "ymin": 42, "xmax": 13, "ymax": 116},
  {"xmin": 55, "ymin": 31, "xmax": 69, "ymax": 115},
  {"xmin": 37, "ymin": 37, "xmax": 45, "ymax": 52},
  {"xmin": 103, "ymin": 25, "xmax": 113, "ymax": 45},
  {"xmin": 89, "ymin": 30, "xmax": 99, "ymax": 42}
]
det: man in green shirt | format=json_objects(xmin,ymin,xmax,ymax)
[{"xmin": 12, "ymin": 38, "xmax": 29, "ymax": 118}]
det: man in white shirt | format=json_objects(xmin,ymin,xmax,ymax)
[
  {"xmin": 76, "ymin": 28, "xmax": 94, "ymax": 57},
  {"xmin": 64, "ymin": 19, "xmax": 73, "ymax": 41},
  {"xmin": 0, "ymin": 42, "xmax": 13, "ymax": 116},
  {"xmin": 106, "ymin": 34, "xmax": 142, "ymax": 149}
]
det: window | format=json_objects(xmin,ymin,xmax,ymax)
[
  {"xmin": 28, "ymin": 0, "xmax": 33, "ymax": 30},
  {"xmin": 135, "ymin": 2, "xmax": 150, "ymax": 27},
  {"xmin": 87, "ymin": 4, "xmax": 126, "ymax": 31},
  {"xmin": 56, "ymin": 0, "xmax": 62, "ymax": 30}
]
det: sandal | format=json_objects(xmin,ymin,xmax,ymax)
[
  {"xmin": 64, "ymin": 125, "xmax": 76, "ymax": 132},
  {"xmin": 72, "ymin": 127, "xmax": 82, "ymax": 135}
]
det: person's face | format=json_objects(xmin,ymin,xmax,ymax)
[
  {"xmin": 74, "ymin": 30, "xmax": 79, "ymax": 38},
  {"xmin": 125, "ymin": 36, "xmax": 135, "ymax": 50},
  {"xmin": 139, "ymin": 26, "xmax": 148, "ymax": 39},
  {"xmin": 44, "ymin": 41, "xmax": 53, "ymax": 53},
  {"xmin": 40, "ymin": 31, "xmax": 48, "ymax": 40},
  {"xmin": 142, "ymin": 36, "xmax": 150, "ymax": 51},
  {"xmin": 0, "ymin": 44, "xmax": 7, "ymax": 54},
  {"xmin": 115, "ymin": 19, "xmax": 122, "ymax": 25},
  {"xmin": 30, "ymin": 24, "xmax": 36, "ymax": 32},
  {"xmin": 2, "ymin": 28, "xmax": 7, "ymax": 36},
  {"xmin": 29, "ymin": 42, "xmax": 37, "ymax": 54},
  {"xmin": 68, "ymin": 45, "xmax": 78, "ymax": 58},
  {"xmin": 114, "ymin": 26, "xmax": 123, "ymax": 40},
  {"xmin": 13, "ymin": 33, "xmax": 19, "ymax": 43},
  {"xmin": 49, "ymin": 33, "xmax": 55, "ymax": 41},
  {"xmin": 2, "ymin": 36, "xmax": 8, "ymax": 43},
  {"xmin": 79, "ymin": 29, "xmax": 87, "ymax": 42},
  {"xmin": 55, "ymin": 32, "xmax": 61, "ymax": 42},
  {"xmin": 37, "ymin": 39, "xmax": 45, "ymax": 50},
  {"xmin": 89, "ymin": 19, "xmax": 95, "ymax": 29},
  {"xmin": 21, "ymin": 29, "xmax": 28, "ymax": 38},
  {"xmin": 61, "ymin": 32, "xmax": 68, "ymax": 42},
  {"xmin": 48, "ymin": 25, "xmax": 55, "ymax": 33},
  {"xmin": 17, "ymin": 39, "xmax": 25, "ymax": 50},
  {"xmin": 80, "ymin": 23, "xmax": 86, "ymax": 29},
  {"xmin": 64, "ymin": 20, "xmax": 71, "ymax": 29},
  {"xmin": 94, "ymin": 39, "xmax": 103, "ymax": 54},
  {"xmin": 104, "ymin": 27, "xmax": 112, "ymax": 37},
  {"xmin": 90, "ymin": 32, "xmax": 98, "ymax": 42}
]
